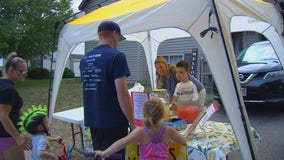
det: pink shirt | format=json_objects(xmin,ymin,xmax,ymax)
[{"xmin": 139, "ymin": 125, "xmax": 169, "ymax": 160}]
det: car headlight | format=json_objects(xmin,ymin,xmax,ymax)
[{"xmin": 263, "ymin": 70, "xmax": 284, "ymax": 80}]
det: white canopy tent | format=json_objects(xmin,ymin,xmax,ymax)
[{"xmin": 49, "ymin": 0, "xmax": 284, "ymax": 159}]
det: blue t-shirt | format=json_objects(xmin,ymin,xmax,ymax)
[
  {"xmin": 31, "ymin": 134, "xmax": 49, "ymax": 160},
  {"xmin": 80, "ymin": 44, "xmax": 130, "ymax": 128}
]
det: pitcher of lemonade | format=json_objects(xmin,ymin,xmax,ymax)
[
  {"xmin": 175, "ymin": 91, "xmax": 200, "ymax": 123},
  {"xmin": 151, "ymin": 89, "xmax": 171, "ymax": 122}
]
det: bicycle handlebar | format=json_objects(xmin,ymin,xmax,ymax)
[{"xmin": 84, "ymin": 151, "xmax": 123, "ymax": 159}]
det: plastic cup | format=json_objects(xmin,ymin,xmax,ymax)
[{"xmin": 163, "ymin": 104, "xmax": 171, "ymax": 122}]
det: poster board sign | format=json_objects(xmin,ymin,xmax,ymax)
[
  {"xmin": 125, "ymin": 142, "xmax": 187, "ymax": 160},
  {"xmin": 185, "ymin": 101, "xmax": 218, "ymax": 138},
  {"xmin": 198, "ymin": 100, "xmax": 218, "ymax": 126},
  {"xmin": 131, "ymin": 92, "xmax": 150, "ymax": 126}
]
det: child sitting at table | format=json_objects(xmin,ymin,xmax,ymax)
[
  {"xmin": 170, "ymin": 60, "xmax": 200, "ymax": 123},
  {"xmin": 94, "ymin": 98, "xmax": 186, "ymax": 160},
  {"xmin": 18, "ymin": 105, "xmax": 63, "ymax": 160}
]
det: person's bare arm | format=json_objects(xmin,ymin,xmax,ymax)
[
  {"xmin": 47, "ymin": 136, "xmax": 62, "ymax": 142},
  {"xmin": 170, "ymin": 96, "xmax": 178, "ymax": 111},
  {"xmin": 95, "ymin": 127, "xmax": 142, "ymax": 158},
  {"xmin": 0, "ymin": 104, "xmax": 30, "ymax": 150},
  {"xmin": 115, "ymin": 76, "xmax": 136, "ymax": 130},
  {"xmin": 168, "ymin": 127, "xmax": 186, "ymax": 144}
]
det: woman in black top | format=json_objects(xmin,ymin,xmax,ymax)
[{"xmin": 0, "ymin": 52, "xmax": 31, "ymax": 160}]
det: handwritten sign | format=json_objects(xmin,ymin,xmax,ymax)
[
  {"xmin": 199, "ymin": 100, "xmax": 219, "ymax": 126},
  {"xmin": 131, "ymin": 92, "xmax": 149, "ymax": 126}
]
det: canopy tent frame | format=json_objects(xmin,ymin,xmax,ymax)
[{"xmin": 49, "ymin": 0, "xmax": 284, "ymax": 159}]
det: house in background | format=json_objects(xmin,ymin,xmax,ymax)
[
  {"xmin": 65, "ymin": 43, "xmax": 85, "ymax": 77},
  {"xmin": 40, "ymin": 42, "xmax": 84, "ymax": 77},
  {"xmin": 76, "ymin": 0, "xmax": 266, "ymax": 93}
]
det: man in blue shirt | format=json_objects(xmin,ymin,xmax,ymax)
[{"xmin": 80, "ymin": 21, "xmax": 136, "ymax": 158}]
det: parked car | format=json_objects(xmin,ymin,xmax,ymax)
[{"xmin": 214, "ymin": 41, "xmax": 284, "ymax": 105}]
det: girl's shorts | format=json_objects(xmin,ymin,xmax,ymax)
[{"xmin": 0, "ymin": 137, "xmax": 16, "ymax": 152}]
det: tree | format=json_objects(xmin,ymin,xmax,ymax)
[{"xmin": 0, "ymin": 0, "xmax": 74, "ymax": 62}]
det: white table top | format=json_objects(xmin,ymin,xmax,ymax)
[
  {"xmin": 52, "ymin": 87, "xmax": 139, "ymax": 126},
  {"xmin": 52, "ymin": 107, "xmax": 84, "ymax": 126}
]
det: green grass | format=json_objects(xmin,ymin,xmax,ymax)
[
  {"xmin": 16, "ymin": 79, "xmax": 50, "ymax": 110},
  {"xmin": 17, "ymin": 78, "xmax": 83, "ymax": 112}
]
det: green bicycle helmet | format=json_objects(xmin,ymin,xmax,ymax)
[{"xmin": 18, "ymin": 104, "xmax": 49, "ymax": 135}]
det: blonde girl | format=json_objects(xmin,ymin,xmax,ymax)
[{"xmin": 94, "ymin": 98, "xmax": 186, "ymax": 160}]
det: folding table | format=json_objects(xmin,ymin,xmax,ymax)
[{"xmin": 52, "ymin": 107, "xmax": 85, "ymax": 154}]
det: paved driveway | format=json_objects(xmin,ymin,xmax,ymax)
[{"xmin": 210, "ymin": 104, "xmax": 284, "ymax": 160}]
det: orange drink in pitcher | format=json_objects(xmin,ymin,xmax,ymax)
[{"xmin": 177, "ymin": 105, "xmax": 200, "ymax": 123}]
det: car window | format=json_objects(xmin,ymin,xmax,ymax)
[{"xmin": 237, "ymin": 41, "xmax": 278, "ymax": 62}]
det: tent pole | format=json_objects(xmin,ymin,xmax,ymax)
[
  {"xmin": 147, "ymin": 31, "xmax": 154, "ymax": 89},
  {"xmin": 47, "ymin": 11, "xmax": 83, "ymax": 117},
  {"xmin": 211, "ymin": 0, "xmax": 258, "ymax": 159},
  {"xmin": 47, "ymin": 21, "xmax": 60, "ymax": 117}
]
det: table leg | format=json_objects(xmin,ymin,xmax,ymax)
[
  {"xmin": 68, "ymin": 124, "xmax": 86, "ymax": 157},
  {"xmin": 69, "ymin": 123, "xmax": 76, "ymax": 153},
  {"xmin": 79, "ymin": 126, "xmax": 84, "ymax": 150}
]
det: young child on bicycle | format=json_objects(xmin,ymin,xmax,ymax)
[
  {"xmin": 18, "ymin": 105, "xmax": 62, "ymax": 160},
  {"xmin": 94, "ymin": 98, "xmax": 186, "ymax": 159}
]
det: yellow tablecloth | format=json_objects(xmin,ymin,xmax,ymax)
[{"xmin": 185, "ymin": 121, "xmax": 261, "ymax": 160}]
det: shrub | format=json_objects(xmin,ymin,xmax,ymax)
[
  {"xmin": 63, "ymin": 68, "xmax": 75, "ymax": 78},
  {"xmin": 27, "ymin": 67, "xmax": 50, "ymax": 79}
]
